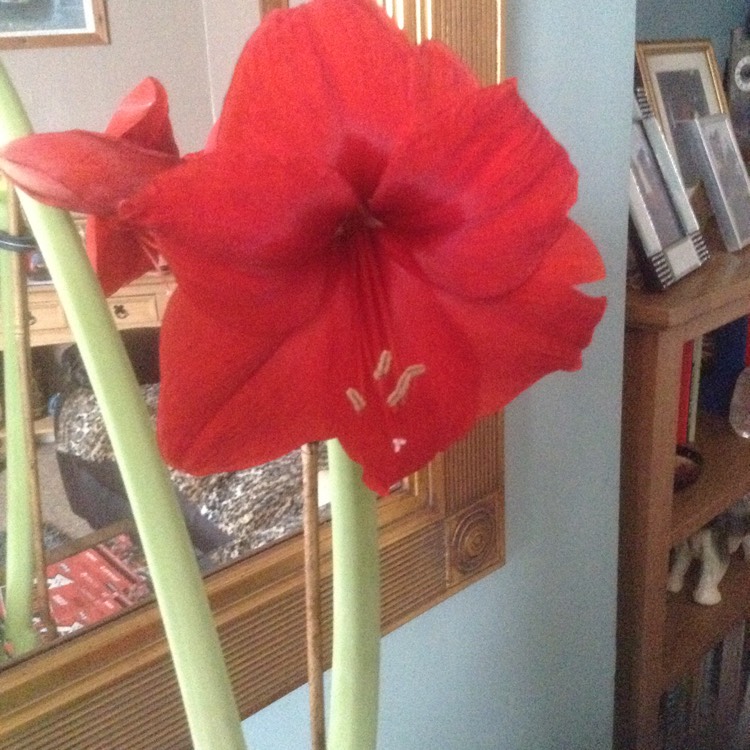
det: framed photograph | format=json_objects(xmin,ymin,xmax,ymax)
[
  {"xmin": 629, "ymin": 96, "xmax": 709, "ymax": 290},
  {"xmin": 635, "ymin": 39, "xmax": 727, "ymax": 186},
  {"xmin": 0, "ymin": 0, "xmax": 109, "ymax": 50},
  {"xmin": 678, "ymin": 113, "xmax": 750, "ymax": 252}
]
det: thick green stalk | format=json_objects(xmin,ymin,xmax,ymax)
[
  {"xmin": 0, "ymin": 62, "xmax": 247, "ymax": 750},
  {"xmin": 1, "ymin": 248, "xmax": 38, "ymax": 656},
  {"xmin": 327, "ymin": 439, "xmax": 380, "ymax": 750}
]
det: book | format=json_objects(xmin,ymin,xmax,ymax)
[
  {"xmin": 40, "ymin": 533, "xmax": 151, "ymax": 638},
  {"xmin": 700, "ymin": 317, "xmax": 749, "ymax": 416},
  {"xmin": 676, "ymin": 341, "xmax": 693, "ymax": 444},
  {"xmin": 687, "ymin": 337, "xmax": 703, "ymax": 444}
]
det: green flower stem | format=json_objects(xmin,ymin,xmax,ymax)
[
  {"xmin": 0, "ymin": 62, "xmax": 246, "ymax": 750},
  {"xmin": 1, "ymin": 246, "xmax": 39, "ymax": 657},
  {"xmin": 327, "ymin": 439, "xmax": 380, "ymax": 750}
]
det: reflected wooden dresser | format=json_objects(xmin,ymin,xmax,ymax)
[{"xmin": 0, "ymin": 272, "xmax": 176, "ymax": 350}]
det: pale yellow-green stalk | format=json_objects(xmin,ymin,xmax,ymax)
[{"xmin": 0, "ymin": 60, "xmax": 247, "ymax": 750}]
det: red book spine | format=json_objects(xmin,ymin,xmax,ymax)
[{"xmin": 676, "ymin": 341, "xmax": 693, "ymax": 444}]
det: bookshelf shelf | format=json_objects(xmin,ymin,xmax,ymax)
[
  {"xmin": 625, "ymin": 226, "xmax": 750, "ymax": 333},
  {"xmin": 616, "ymin": 226, "xmax": 750, "ymax": 749},
  {"xmin": 664, "ymin": 557, "xmax": 750, "ymax": 688},
  {"xmin": 671, "ymin": 413, "xmax": 750, "ymax": 545}
]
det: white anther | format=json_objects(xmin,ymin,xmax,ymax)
[
  {"xmin": 373, "ymin": 350, "xmax": 393, "ymax": 381},
  {"xmin": 387, "ymin": 364, "xmax": 427, "ymax": 407},
  {"xmin": 346, "ymin": 387, "xmax": 367, "ymax": 413}
]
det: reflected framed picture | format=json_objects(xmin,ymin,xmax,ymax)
[
  {"xmin": 678, "ymin": 113, "xmax": 750, "ymax": 252},
  {"xmin": 0, "ymin": 0, "xmax": 108, "ymax": 50},
  {"xmin": 636, "ymin": 39, "xmax": 727, "ymax": 186},
  {"xmin": 628, "ymin": 95, "xmax": 709, "ymax": 290}
]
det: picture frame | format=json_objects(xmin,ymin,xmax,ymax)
[
  {"xmin": 635, "ymin": 39, "xmax": 727, "ymax": 186},
  {"xmin": 678, "ymin": 113, "xmax": 750, "ymax": 253},
  {"xmin": 0, "ymin": 0, "xmax": 109, "ymax": 50},
  {"xmin": 628, "ymin": 95, "xmax": 709, "ymax": 290}
]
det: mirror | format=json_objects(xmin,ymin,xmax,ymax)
[
  {"xmin": 0, "ymin": 1, "xmax": 505, "ymax": 747},
  {"xmin": 1, "ymin": 322, "xmax": 337, "ymax": 650}
]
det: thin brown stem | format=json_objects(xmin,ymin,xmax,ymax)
[
  {"xmin": 7, "ymin": 183, "xmax": 56, "ymax": 641},
  {"xmin": 302, "ymin": 442, "xmax": 326, "ymax": 750},
  {"xmin": 259, "ymin": 0, "xmax": 289, "ymax": 17}
]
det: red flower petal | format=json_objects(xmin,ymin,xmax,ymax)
[
  {"xmin": 120, "ymin": 149, "xmax": 358, "ymax": 333},
  {"xmin": 372, "ymin": 80, "xmax": 577, "ymax": 300},
  {"xmin": 0, "ymin": 77, "xmax": 181, "ymax": 296},
  {"xmin": 90, "ymin": 77, "xmax": 181, "ymax": 293},
  {"xmin": 157, "ymin": 229, "xmax": 480, "ymax": 495},
  {"xmin": 437, "ymin": 221, "xmax": 607, "ymax": 417},
  {"xmin": 156, "ymin": 288, "xmax": 330, "ymax": 473},
  {"xmin": 86, "ymin": 217, "xmax": 157, "ymax": 297},
  {"xmin": 216, "ymin": 0, "xmax": 415, "ymax": 198},
  {"xmin": 329, "ymin": 233, "xmax": 480, "ymax": 492},
  {"xmin": 406, "ymin": 40, "xmax": 480, "ymax": 126},
  {"xmin": 0, "ymin": 130, "xmax": 178, "ymax": 215},
  {"xmin": 105, "ymin": 77, "xmax": 179, "ymax": 156}
]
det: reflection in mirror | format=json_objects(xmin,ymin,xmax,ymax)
[
  {"xmin": 1, "ymin": 325, "xmax": 335, "ymax": 662},
  {"xmin": 0, "ymin": 321, "xmax": 416, "ymax": 666}
]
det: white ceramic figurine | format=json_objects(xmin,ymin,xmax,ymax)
[{"xmin": 667, "ymin": 496, "xmax": 750, "ymax": 605}]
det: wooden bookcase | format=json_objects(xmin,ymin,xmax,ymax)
[{"xmin": 616, "ymin": 228, "xmax": 750, "ymax": 749}]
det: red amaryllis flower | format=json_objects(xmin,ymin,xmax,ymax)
[
  {"xmin": 2, "ymin": 76, "xmax": 181, "ymax": 295},
  {"xmin": 0, "ymin": 0, "xmax": 606, "ymax": 494}
]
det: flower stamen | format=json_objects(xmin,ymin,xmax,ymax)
[
  {"xmin": 373, "ymin": 350, "xmax": 393, "ymax": 381},
  {"xmin": 346, "ymin": 387, "xmax": 367, "ymax": 413},
  {"xmin": 387, "ymin": 364, "xmax": 426, "ymax": 408}
]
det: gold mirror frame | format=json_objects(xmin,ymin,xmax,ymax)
[
  {"xmin": 1, "ymin": 416, "xmax": 504, "ymax": 749},
  {"xmin": 0, "ymin": 2, "xmax": 504, "ymax": 747}
]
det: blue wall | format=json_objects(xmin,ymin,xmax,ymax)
[{"xmin": 243, "ymin": 1, "xmax": 635, "ymax": 747}]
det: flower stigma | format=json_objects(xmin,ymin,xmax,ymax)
[{"xmin": 392, "ymin": 438, "xmax": 407, "ymax": 453}]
